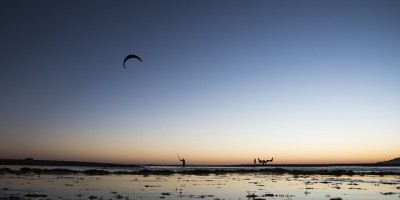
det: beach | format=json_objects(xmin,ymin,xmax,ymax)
[{"xmin": 1, "ymin": 166, "xmax": 399, "ymax": 200}]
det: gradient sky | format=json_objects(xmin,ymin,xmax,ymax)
[{"xmin": 1, "ymin": 0, "xmax": 399, "ymax": 165}]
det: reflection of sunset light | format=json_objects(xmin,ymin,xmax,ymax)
[{"xmin": 1, "ymin": 171, "xmax": 399, "ymax": 199}]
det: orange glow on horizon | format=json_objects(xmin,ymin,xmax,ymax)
[
  {"xmin": 1, "ymin": 129, "xmax": 398, "ymax": 165},
  {"xmin": 2, "ymin": 150, "xmax": 394, "ymax": 166}
]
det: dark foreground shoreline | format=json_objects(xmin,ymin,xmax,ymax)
[
  {"xmin": 1, "ymin": 159, "xmax": 400, "ymax": 176},
  {"xmin": 1, "ymin": 167, "xmax": 399, "ymax": 176},
  {"xmin": 1, "ymin": 167, "xmax": 400, "ymax": 176}
]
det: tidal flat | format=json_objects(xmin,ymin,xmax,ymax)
[{"xmin": 1, "ymin": 170, "xmax": 400, "ymax": 200}]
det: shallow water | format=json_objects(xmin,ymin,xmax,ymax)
[{"xmin": 1, "ymin": 172, "xmax": 399, "ymax": 199}]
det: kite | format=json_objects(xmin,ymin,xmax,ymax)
[{"xmin": 123, "ymin": 54, "xmax": 143, "ymax": 68}]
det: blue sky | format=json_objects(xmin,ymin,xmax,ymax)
[{"xmin": 1, "ymin": 0, "xmax": 399, "ymax": 164}]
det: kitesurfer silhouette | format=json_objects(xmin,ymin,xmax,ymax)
[
  {"xmin": 258, "ymin": 157, "xmax": 273, "ymax": 165},
  {"xmin": 179, "ymin": 158, "xmax": 186, "ymax": 167},
  {"xmin": 177, "ymin": 154, "xmax": 186, "ymax": 167}
]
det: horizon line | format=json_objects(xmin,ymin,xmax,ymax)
[{"xmin": 1, "ymin": 158, "xmax": 396, "ymax": 167}]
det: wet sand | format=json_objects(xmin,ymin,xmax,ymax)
[{"xmin": 1, "ymin": 169, "xmax": 399, "ymax": 200}]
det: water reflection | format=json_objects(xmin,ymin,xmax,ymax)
[{"xmin": 1, "ymin": 173, "xmax": 399, "ymax": 199}]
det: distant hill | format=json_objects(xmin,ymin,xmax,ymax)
[{"xmin": 377, "ymin": 157, "xmax": 400, "ymax": 164}]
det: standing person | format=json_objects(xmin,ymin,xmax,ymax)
[{"xmin": 254, "ymin": 158, "xmax": 257, "ymax": 166}]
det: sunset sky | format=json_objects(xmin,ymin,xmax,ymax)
[{"xmin": 1, "ymin": 0, "xmax": 399, "ymax": 165}]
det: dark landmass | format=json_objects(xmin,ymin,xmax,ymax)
[
  {"xmin": 377, "ymin": 157, "xmax": 400, "ymax": 164},
  {"xmin": 0, "ymin": 159, "xmax": 140, "ymax": 168}
]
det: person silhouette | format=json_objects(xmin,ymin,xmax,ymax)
[
  {"xmin": 254, "ymin": 158, "xmax": 256, "ymax": 165},
  {"xmin": 179, "ymin": 158, "xmax": 186, "ymax": 167}
]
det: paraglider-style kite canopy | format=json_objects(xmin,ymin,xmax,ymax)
[{"xmin": 123, "ymin": 54, "xmax": 143, "ymax": 68}]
